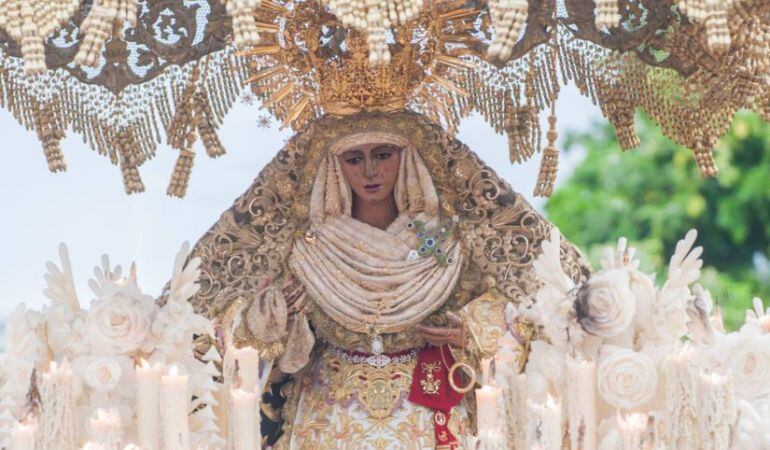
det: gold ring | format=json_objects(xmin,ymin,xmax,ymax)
[{"xmin": 448, "ymin": 361, "xmax": 476, "ymax": 394}]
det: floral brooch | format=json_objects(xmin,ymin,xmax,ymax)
[{"xmin": 406, "ymin": 217, "xmax": 457, "ymax": 267}]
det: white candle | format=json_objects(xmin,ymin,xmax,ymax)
[
  {"xmin": 40, "ymin": 359, "xmax": 77, "ymax": 450},
  {"xmin": 88, "ymin": 409, "xmax": 123, "ymax": 450},
  {"xmin": 231, "ymin": 346, "xmax": 260, "ymax": 392},
  {"xmin": 618, "ymin": 412, "xmax": 647, "ymax": 450},
  {"xmin": 136, "ymin": 359, "xmax": 162, "ymax": 450},
  {"xmin": 664, "ymin": 347, "xmax": 699, "ymax": 449},
  {"xmin": 231, "ymin": 388, "xmax": 259, "ymax": 450},
  {"xmin": 505, "ymin": 372, "xmax": 527, "ymax": 450},
  {"xmin": 565, "ymin": 355, "xmax": 597, "ymax": 450},
  {"xmin": 700, "ymin": 372, "xmax": 735, "ymax": 450},
  {"xmin": 11, "ymin": 420, "xmax": 36, "ymax": 450},
  {"xmin": 476, "ymin": 384, "xmax": 501, "ymax": 432},
  {"xmin": 527, "ymin": 395, "xmax": 562, "ymax": 450},
  {"xmin": 160, "ymin": 366, "xmax": 191, "ymax": 450}
]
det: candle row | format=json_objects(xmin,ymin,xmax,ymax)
[
  {"xmin": 10, "ymin": 345, "xmax": 262, "ymax": 450},
  {"xmin": 473, "ymin": 347, "xmax": 735, "ymax": 450}
]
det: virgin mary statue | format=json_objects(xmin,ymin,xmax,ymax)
[{"xmin": 175, "ymin": 111, "xmax": 590, "ymax": 449}]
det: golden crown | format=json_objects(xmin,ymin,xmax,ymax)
[{"xmin": 241, "ymin": 0, "xmax": 484, "ymax": 131}]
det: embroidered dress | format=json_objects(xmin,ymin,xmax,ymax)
[
  {"xmin": 288, "ymin": 346, "xmax": 473, "ymax": 450},
  {"xmin": 284, "ymin": 133, "xmax": 471, "ymax": 449}
]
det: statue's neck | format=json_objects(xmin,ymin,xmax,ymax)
[{"xmin": 351, "ymin": 195, "xmax": 399, "ymax": 230}]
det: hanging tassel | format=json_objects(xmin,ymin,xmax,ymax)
[
  {"xmin": 167, "ymin": 66, "xmax": 200, "ymax": 150},
  {"xmin": 194, "ymin": 92, "xmax": 226, "ymax": 158},
  {"xmin": 615, "ymin": 122, "xmax": 640, "ymax": 150},
  {"xmin": 534, "ymin": 114, "xmax": 559, "ymax": 197},
  {"xmin": 705, "ymin": 6, "xmax": 731, "ymax": 54},
  {"xmin": 594, "ymin": 0, "xmax": 621, "ymax": 30},
  {"xmin": 487, "ymin": 0, "xmax": 528, "ymax": 61},
  {"xmin": 75, "ymin": 0, "xmax": 139, "ymax": 67},
  {"xmin": 167, "ymin": 146, "xmax": 196, "ymax": 198},
  {"xmin": 32, "ymin": 102, "xmax": 67, "ymax": 172},
  {"xmin": 760, "ymin": 90, "xmax": 770, "ymax": 122},
  {"xmin": 598, "ymin": 79, "xmax": 640, "ymax": 150},
  {"xmin": 119, "ymin": 153, "xmax": 145, "ymax": 194},
  {"xmin": 42, "ymin": 140, "xmax": 66, "ymax": 173},
  {"xmin": 198, "ymin": 122, "xmax": 226, "ymax": 158},
  {"xmin": 116, "ymin": 128, "xmax": 146, "ymax": 194},
  {"xmin": 505, "ymin": 104, "xmax": 538, "ymax": 163},
  {"xmin": 693, "ymin": 140, "xmax": 718, "ymax": 177},
  {"xmin": 609, "ymin": 95, "xmax": 640, "ymax": 150},
  {"xmin": 120, "ymin": 163, "xmax": 145, "ymax": 194}
]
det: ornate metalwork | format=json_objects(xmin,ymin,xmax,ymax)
[{"xmin": 0, "ymin": 0, "xmax": 232, "ymax": 94}]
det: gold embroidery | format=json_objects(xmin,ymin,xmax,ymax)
[
  {"xmin": 287, "ymin": 350, "xmax": 474, "ymax": 450},
  {"xmin": 434, "ymin": 411, "xmax": 447, "ymax": 426},
  {"xmin": 420, "ymin": 362, "xmax": 442, "ymax": 395},
  {"xmin": 324, "ymin": 353, "xmax": 413, "ymax": 419}
]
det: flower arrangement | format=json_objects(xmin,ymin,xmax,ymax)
[
  {"xmin": 495, "ymin": 228, "xmax": 770, "ymax": 450},
  {"xmin": 0, "ymin": 243, "xmax": 225, "ymax": 450}
]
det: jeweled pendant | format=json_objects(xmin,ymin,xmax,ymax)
[{"xmin": 371, "ymin": 334, "xmax": 384, "ymax": 355}]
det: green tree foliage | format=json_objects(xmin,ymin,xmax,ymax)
[{"xmin": 546, "ymin": 112, "xmax": 770, "ymax": 330}]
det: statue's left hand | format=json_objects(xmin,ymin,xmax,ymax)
[{"xmin": 415, "ymin": 311, "xmax": 466, "ymax": 348}]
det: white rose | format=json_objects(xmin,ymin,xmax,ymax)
[
  {"xmin": 720, "ymin": 329, "xmax": 770, "ymax": 399},
  {"xmin": 87, "ymin": 289, "xmax": 155, "ymax": 355},
  {"xmin": 575, "ymin": 269, "xmax": 635, "ymax": 338},
  {"xmin": 597, "ymin": 345, "xmax": 658, "ymax": 409},
  {"xmin": 84, "ymin": 357, "xmax": 123, "ymax": 391}
]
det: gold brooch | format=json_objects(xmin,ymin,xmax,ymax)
[{"xmin": 420, "ymin": 362, "xmax": 442, "ymax": 395}]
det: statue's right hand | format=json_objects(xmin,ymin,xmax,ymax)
[{"xmin": 253, "ymin": 275, "xmax": 306, "ymax": 313}]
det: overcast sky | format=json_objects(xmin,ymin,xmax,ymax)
[{"xmin": 0, "ymin": 84, "xmax": 602, "ymax": 344}]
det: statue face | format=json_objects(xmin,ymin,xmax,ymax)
[{"xmin": 338, "ymin": 143, "xmax": 402, "ymax": 204}]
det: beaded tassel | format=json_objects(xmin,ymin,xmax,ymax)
[
  {"xmin": 116, "ymin": 128, "xmax": 146, "ymax": 194},
  {"xmin": 705, "ymin": 6, "xmax": 731, "ymax": 54},
  {"xmin": 594, "ymin": 0, "xmax": 621, "ymax": 30},
  {"xmin": 760, "ymin": 90, "xmax": 770, "ymax": 122},
  {"xmin": 534, "ymin": 114, "xmax": 559, "ymax": 197},
  {"xmin": 225, "ymin": 0, "xmax": 263, "ymax": 48},
  {"xmin": 693, "ymin": 140, "xmax": 718, "ymax": 177},
  {"xmin": 167, "ymin": 69, "xmax": 199, "ymax": 151},
  {"xmin": 195, "ymin": 93, "xmax": 226, "ymax": 158},
  {"xmin": 608, "ymin": 98, "xmax": 640, "ymax": 150},
  {"xmin": 33, "ymin": 103, "xmax": 67, "ymax": 172},
  {"xmin": 487, "ymin": 0, "xmax": 528, "ymax": 61},
  {"xmin": 167, "ymin": 145, "xmax": 196, "ymax": 198},
  {"xmin": 319, "ymin": 0, "xmax": 424, "ymax": 66},
  {"xmin": 42, "ymin": 138, "xmax": 67, "ymax": 173},
  {"xmin": 75, "ymin": 0, "xmax": 139, "ymax": 67},
  {"xmin": 0, "ymin": 0, "xmax": 80, "ymax": 73},
  {"xmin": 505, "ymin": 104, "xmax": 538, "ymax": 163}
]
